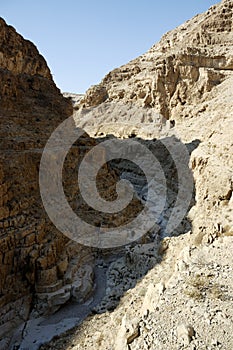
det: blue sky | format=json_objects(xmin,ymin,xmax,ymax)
[{"xmin": 1, "ymin": 0, "xmax": 218, "ymax": 93}]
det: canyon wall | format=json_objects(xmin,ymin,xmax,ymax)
[
  {"xmin": 0, "ymin": 17, "xmax": 143, "ymax": 346},
  {"xmin": 0, "ymin": 17, "xmax": 94, "ymax": 343},
  {"xmin": 79, "ymin": 0, "xmax": 233, "ymax": 120},
  {"xmin": 74, "ymin": 0, "xmax": 233, "ymax": 243},
  {"xmin": 1, "ymin": 0, "xmax": 233, "ymax": 348}
]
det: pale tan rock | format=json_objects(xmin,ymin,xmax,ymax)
[
  {"xmin": 177, "ymin": 323, "xmax": 195, "ymax": 345},
  {"xmin": 115, "ymin": 315, "xmax": 128, "ymax": 350},
  {"xmin": 141, "ymin": 283, "xmax": 157, "ymax": 315},
  {"xmin": 72, "ymin": 0, "xmax": 233, "ymax": 243},
  {"xmin": 81, "ymin": 85, "xmax": 108, "ymax": 107}
]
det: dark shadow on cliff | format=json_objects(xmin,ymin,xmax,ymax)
[
  {"xmin": 87, "ymin": 134, "xmax": 200, "ymax": 313},
  {"xmin": 39, "ymin": 131, "xmax": 200, "ymax": 350}
]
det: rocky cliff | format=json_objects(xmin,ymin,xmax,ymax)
[
  {"xmin": 0, "ymin": 16, "xmax": 76, "ymax": 341},
  {"xmin": 0, "ymin": 16, "xmax": 117, "ymax": 347},
  {"xmin": 79, "ymin": 0, "xmax": 233, "ymax": 120},
  {"xmin": 0, "ymin": 16, "xmax": 144, "ymax": 348},
  {"xmin": 45, "ymin": 1, "xmax": 233, "ymax": 349},
  {"xmin": 73, "ymin": 0, "xmax": 233, "ymax": 243}
]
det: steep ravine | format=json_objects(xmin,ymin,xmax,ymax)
[
  {"xmin": 0, "ymin": 16, "xmax": 140, "ymax": 348},
  {"xmin": 17, "ymin": 131, "xmax": 190, "ymax": 349},
  {"xmin": 41, "ymin": 1, "xmax": 232, "ymax": 349},
  {"xmin": 1, "ymin": 0, "xmax": 233, "ymax": 349}
]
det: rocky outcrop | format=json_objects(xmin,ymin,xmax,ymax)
[{"xmin": 76, "ymin": 0, "xmax": 233, "ymax": 122}]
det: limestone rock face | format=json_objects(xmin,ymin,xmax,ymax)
[
  {"xmin": 77, "ymin": 0, "xmax": 233, "ymax": 122},
  {"xmin": 73, "ymin": 0, "xmax": 233, "ymax": 241},
  {"xmin": 81, "ymin": 85, "xmax": 109, "ymax": 107}
]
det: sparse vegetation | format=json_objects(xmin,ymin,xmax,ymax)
[{"xmin": 184, "ymin": 273, "xmax": 227, "ymax": 301}]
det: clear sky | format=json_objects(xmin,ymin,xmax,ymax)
[{"xmin": 1, "ymin": 0, "xmax": 218, "ymax": 93}]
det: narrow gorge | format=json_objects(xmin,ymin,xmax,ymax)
[{"xmin": 0, "ymin": 0, "xmax": 233, "ymax": 349}]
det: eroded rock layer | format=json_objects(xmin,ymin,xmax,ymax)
[{"xmin": 78, "ymin": 0, "xmax": 233, "ymax": 121}]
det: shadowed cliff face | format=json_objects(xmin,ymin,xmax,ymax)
[
  {"xmin": 0, "ymin": 17, "xmax": 144, "ymax": 346},
  {"xmin": 0, "ymin": 17, "xmax": 96, "ymax": 341}
]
